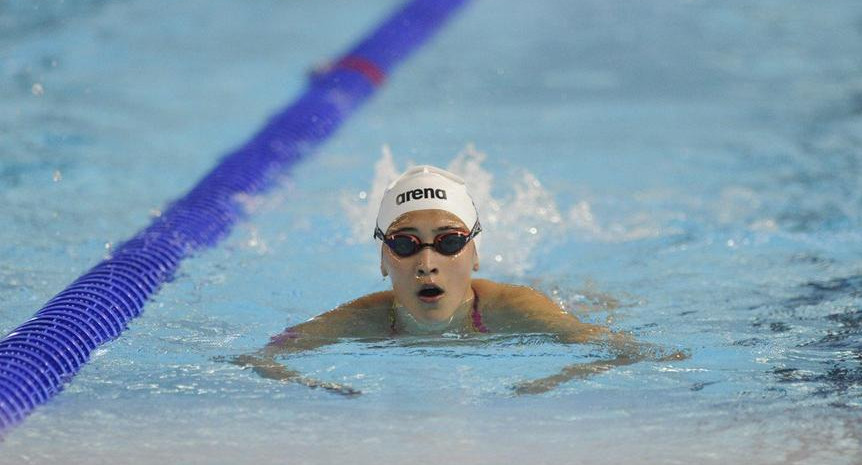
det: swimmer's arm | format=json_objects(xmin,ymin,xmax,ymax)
[
  {"xmin": 494, "ymin": 286, "xmax": 684, "ymax": 395},
  {"xmin": 229, "ymin": 352, "xmax": 361, "ymax": 396},
  {"xmin": 510, "ymin": 331, "xmax": 679, "ymax": 395},
  {"xmin": 229, "ymin": 294, "xmax": 389, "ymax": 396},
  {"xmin": 229, "ymin": 316, "xmax": 357, "ymax": 396}
]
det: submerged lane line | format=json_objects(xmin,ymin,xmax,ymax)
[{"xmin": 0, "ymin": 0, "xmax": 470, "ymax": 432}]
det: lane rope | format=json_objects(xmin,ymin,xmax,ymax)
[{"xmin": 0, "ymin": 0, "xmax": 469, "ymax": 432}]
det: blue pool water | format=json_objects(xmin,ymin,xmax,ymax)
[{"xmin": 2, "ymin": 0, "xmax": 861, "ymax": 463}]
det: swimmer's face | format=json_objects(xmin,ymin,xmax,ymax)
[{"xmin": 380, "ymin": 209, "xmax": 479, "ymax": 326}]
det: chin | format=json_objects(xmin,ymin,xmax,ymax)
[{"xmin": 412, "ymin": 304, "xmax": 452, "ymax": 322}]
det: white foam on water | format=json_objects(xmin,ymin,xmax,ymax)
[{"xmin": 341, "ymin": 144, "xmax": 566, "ymax": 277}]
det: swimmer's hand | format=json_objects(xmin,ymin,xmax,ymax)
[
  {"xmin": 511, "ymin": 350, "xmax": 689, "ymax": 395},
  {"xmin": 511, "ymin": 358, "xmax": 628, "ymax": 395},
  {"xmin": 225, "ymin": 354, "xmax": 361, "ymax": 397}
]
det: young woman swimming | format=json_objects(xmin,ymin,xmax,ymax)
[{"xmin": 232, "ymin": 165, "xmax": 683, "ymax": 395}]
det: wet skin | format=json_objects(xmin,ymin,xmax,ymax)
[
  {"xmin": 231, "ymin": 210, "xmax": 687, "ymax": 395},
  {"xmin": 381, "ymin": 210, "xmax": 479, "ymax": 330}
]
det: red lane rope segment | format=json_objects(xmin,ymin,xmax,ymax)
[{"xmin": 335, "ymin": 55, "xmax": 387, "ymax": 87}]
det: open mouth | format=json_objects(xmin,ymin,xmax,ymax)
[{"xmin": 417, "ymin": 284, "xmax": 445, "ymax": 301}]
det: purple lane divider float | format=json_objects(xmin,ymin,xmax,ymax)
[{"xmin": 0, "ymin": 0, "xmax": 469, "ymax": 432}]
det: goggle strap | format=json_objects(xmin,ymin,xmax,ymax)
[{"xmin": 374, "ymin": 220, "xmax": 481, "ymax": 257}]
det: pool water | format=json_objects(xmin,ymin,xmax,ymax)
[{"xmin": 2, "ymin": 0, "xmax": 861, "ymax": 463}]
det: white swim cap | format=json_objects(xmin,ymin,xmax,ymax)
[{"xmin": 375, "ymin": 165, "xmax": 479, "ymax": 234}]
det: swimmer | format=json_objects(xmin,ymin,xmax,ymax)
[{"xmin": 231, "ymin": 165, "xmax": 684, "ymax": 395}]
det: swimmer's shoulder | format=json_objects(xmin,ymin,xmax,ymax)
[
  {"xmin": 473, "ymin": 279, "xmax": 608, "ymax": 342},
  {"xmin": 338, "ymin": 290, "xmax": 394, "ymax": 313},
  {"xmin": 326, "ymin": 290, "xmax": 394, "ymax": 335},
  {"xmin": 472, "ymin": 278, "xmax": 576, "ymax": 330},
  {"xmin": 471, "ymin": 278, "xmax": 559, "ymax": 315}
]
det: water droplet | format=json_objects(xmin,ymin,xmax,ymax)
[
  {"xmin": 529, "ymin": 227, "xmax": 538, "ymax": 235},
  {"xmin": 31, "ymin": 83, "xmax": 44, "ymax": 96},
  {"xmin": 494, "ymin": 254, "xmax": 503, "ymax": 262},
  {"xmin": 358, "ymin": 191, "xmax": 367, "ymax": 200},
  {"xmin": 52, "ymin": 170, "xmax": 62, "ymax": 182}
]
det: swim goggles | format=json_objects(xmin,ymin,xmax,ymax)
[{"xmin": 374, "ymin": 221, "xmax": 482, "ymax": 257}]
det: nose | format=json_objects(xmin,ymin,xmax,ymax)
[{"xmin": 414, "ymin": 247, "xmax": 439, "ymax": 277}]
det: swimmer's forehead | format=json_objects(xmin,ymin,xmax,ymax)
[{"xmin": 386, "ymin": 209, "xmax": 467, "ymax": 233}]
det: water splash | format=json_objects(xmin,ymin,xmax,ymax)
[
  {"xmin": 567, "ymin": 199, "xmax": 684, "ymax": 243},
  {"xmin": 340, "ymin": 144, "xmax": 400, "ymax": 245},
  {"xmin": 341, "ymin": 144, "xmax": 565, "ymax": 276}
]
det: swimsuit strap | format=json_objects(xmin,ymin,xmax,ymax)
[
  {"xmin": 469, "ymin": 286, "xmax": 488, "ymax": 333},
  {"xmin": 389, "ymin": 286, "xmax": 487, "ymax": 334}
]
